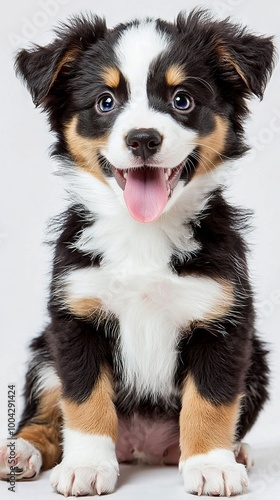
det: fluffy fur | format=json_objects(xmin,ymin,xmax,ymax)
[{"xmin": 0, "ymin": 9, "xmax": 275, "ymax": 497}]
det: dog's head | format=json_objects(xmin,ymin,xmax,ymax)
[{"xmin": 16, "ymin": 10, "xmax": 275, "ymax": 223}]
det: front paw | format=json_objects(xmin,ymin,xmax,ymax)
[
  {"xmin": 51, "ymin": 431, "xmax": 119, "ymax": 496},
  {"xmin": 50, "ymin": 460, "xmax": 119, "ymax": 496},
  {"xmin": 179, "ymin": 449, "xmax": 248, "ymax": 497}
]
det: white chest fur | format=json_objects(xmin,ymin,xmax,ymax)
[{"xmin": 62, "ymin": 208, "xmax": 230, "ymax": 401}]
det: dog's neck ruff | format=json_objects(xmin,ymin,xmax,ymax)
[{"xmin": 59, "ymin": 161, "xmax": 224, "ymax": 265}]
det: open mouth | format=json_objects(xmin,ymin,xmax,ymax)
[{"xmin": 111, "ymin": 162, "xmax": 185, "ymax": 223}]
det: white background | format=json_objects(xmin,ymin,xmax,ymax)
[{"xmin": 0, "ymin": 0, "xmax": 279, "ymax": 499}]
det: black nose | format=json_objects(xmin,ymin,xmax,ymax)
[{"xmin": 126, "ymin": 128, "xmax": 163, "ymax": 161}]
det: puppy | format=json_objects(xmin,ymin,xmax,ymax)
[{"xmin": 0, "ymin": 9, "xmax": 275, "ymax": 497}]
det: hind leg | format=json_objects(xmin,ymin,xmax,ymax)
[
  {"xmin": 0, "ymin": 438, "xmax": 42, "ymax": 480},
  {"xmin": 237, "ymin": 336, "xmax": 269, "ymax": 442},
  {"xmin": 233, "ymin": 442, "xmax": 254, "ymax": 470},
  {"xmin": 236, "ymin": 336, "xmax": 269, "ymax": 441},
  {"xmin": 232, "ymin": 336, "xmax": 269, "ymax": 474},
  {"xmin": 0, "ymin": 332, "xmax": 62, "ymax": 480}
]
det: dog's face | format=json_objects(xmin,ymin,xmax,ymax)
[{"xmin": 16, "ymin": 11, "xmax": 274, "ymax": 223}]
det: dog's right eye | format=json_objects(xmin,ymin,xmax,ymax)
[
  {"xmin": 171, "ymin": 90, "xmax": 195, "ymax": 114},
  {"xmin": 96, "ymin": 93, "xmax": 116, "ymax": 113}
]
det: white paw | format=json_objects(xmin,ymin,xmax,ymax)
[
  {"xmin": 179, "ymin": 449, "xmax": 249, "ymax": 497},
  {"xmin": 50, "ymin": 430, "xmax": 119, "ymax": 496},
  {"xmin": 0, "ymin": 437, "xmax": 42, "ymax": 480},
  {"xmin": 50, "ymin": 461, "xmax": 119, "ymax": 496}
]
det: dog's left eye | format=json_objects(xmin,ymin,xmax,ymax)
[
  {"xmin": 172, "ymin": 91, "xmax": 194, "ymax": 112},
  {"xmin": 97, "ymin": 93, "xmax": 116, "ymax": 113}
]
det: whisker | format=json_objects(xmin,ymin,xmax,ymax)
[
  {"xmin": 184, "ymin": 156, "xmax": 196, "ymax": 175},
  {"xmin": 189, "ymin": 143, "xmax": 232, "ymax": 162},
  {"xmin": 185, "ymin": 76, "xmax": 215, "ymax": 95},
  {"xmin": 196, "ymin": 155, "xmax": 219, "ymax": 174},
  {"xmin": 190, "ymin": 151, "xmax": 221, "ymax": 174},
  {"xmin": 99, "ymin": 156, "xmax": 112, "ymax": 173}
]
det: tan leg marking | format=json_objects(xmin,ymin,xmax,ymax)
[
  {"xmin": 194, "ymin": 115, "xmax": 229, "ymax": 177},
  {"xmin": 64, "ymin": 115, "xmax": 108, "ymax": 184},
  {"xmin": 16, "ymin": 388, "xmax": 62, "ymax": 470},
  {"xmin": 101, "ymin": 66, "xmax": 121, "ymax": 88},
  {"xmin": 180, "ymin": 377, "xmax": 241, "ymax": 461},
  {"xmin": 61, "ymin": 370, "xmax": 118, "ymax": 442},
  {"xmin": 166, "ymin": 65, "xmax": 186, "ymax": 87}
]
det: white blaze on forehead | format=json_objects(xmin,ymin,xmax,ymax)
[
  {"xmin": 115, "ymin": 21, "xmax": 170, "ymax": 101},
  {"xmin": 102, "ymin": 20, "xmax": 198, "ymax": 184}
]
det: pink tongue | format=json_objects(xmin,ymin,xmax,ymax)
[{"xmin": 124, "ymin": 168, "xmax": 168, "ymax": 223}]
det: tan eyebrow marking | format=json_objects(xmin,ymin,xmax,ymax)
[
  {"xmin": 166, "ymin": 65, "xmax": 186, "ymax": 87},
  {"xmin": 101, "ymin": 66, "xmax": 121, "ymax": 88}
]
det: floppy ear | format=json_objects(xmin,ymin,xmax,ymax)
[
  {"xmin": 177, "ymin": 9, "xmax": 276, "ymax": 100},
  {"xmin": 213, "ymin": 29, "xmax": 276, "ymax": 100},
  {"xmin": 15, "ymin": 15, "xmax": 107, "ymax": 107}
]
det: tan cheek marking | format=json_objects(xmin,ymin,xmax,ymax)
[
  {"xmin": 101, "ymin": 66, "xmax": 121, "ymax": 88},
  {"xmin": 166, "ymin": 65, "xmax": 186, "ymax": 87},
  {"xmin": 180, "ymin": 377, "xmax": 241, "ymax": 461},
  {"xmin": 61, "ymin": 370, "xmax": 118, "ymax": 442},
  {"xmin": 194, "ymin": 115, "xmax": 229, "ymax": 177},
  {"xmin": 16, "ymin": 388, "xmax": 62, "ymax": 470},
  {"xmin": 64, "ymin": 115, "xmax": 108, "ymax": 185}
]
